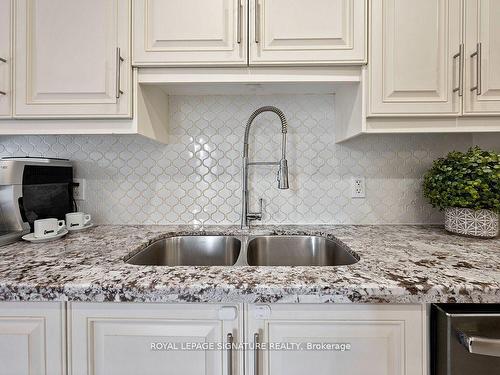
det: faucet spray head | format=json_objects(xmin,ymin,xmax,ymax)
[{"xmin": 277, "ymin": 159, "xmax": 289, "ymax": 189}]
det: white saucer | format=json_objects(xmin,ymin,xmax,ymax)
[
  {"xmin": 67, "ymin": 223, "xmax": 94, "ymax": 232},
  {"xmin": 22, "ymin": 229, "xmax": 69, "ymax": 243}
]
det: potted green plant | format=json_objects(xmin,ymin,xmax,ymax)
[{"xmin": 423, "ymin": 146, "xmax": 500, "ymax": 238}]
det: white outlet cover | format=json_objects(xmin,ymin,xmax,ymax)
[
  {"xmin": 73, "ymin": 178, "xmax": 86, "ymax": 201},
  {"xmin": 351, "ymin": 177, "xmax": 365, "ymax": 198}
]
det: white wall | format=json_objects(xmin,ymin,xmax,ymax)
[
  {"xmin": 0, "ymin": 95, "xmax": 473, "ymax": 225},
  {"xmin": 473, "ymin": 133, "xmax": 500, "ymax": 151}
]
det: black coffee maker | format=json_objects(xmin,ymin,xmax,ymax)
[{"xmin": 0, "ymin": 157, "xmax": 75, "ymax": 244}]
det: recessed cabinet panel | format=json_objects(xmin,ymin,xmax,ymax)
[
  {"xmin": 250, "ymin": 0, "xmax": 366, "ymax": 65},
  {"xmin": 369, "ymin": 0, "xmax": 462, "ymax": 116},
  {"xmin": 268, "ymin": 322, "xmax": 402, "ymax": 375},
  {"xmin": 0, "ymin": 302, "xmax": 65, "ymax": 375},
  {"xmin": 94, "ymin": 321, "xmax": 222, "ymax": 375},
  {"xmin": 0, "ymin": 0, "xmax": 11, "ymax": 117},
  {"xmin": 70, "ymin": 303, "xmax": 242, "ymax": 375},
  {"xmin": 14, "ymin": 0, "xmax": 131, "ymax": 118},
  {"xmin": 464, "ymin": 0, "xmax": 500, "ymax": 114},
  {"xmin": 0, "ymin": 319, "xmax": 44, "ymax": 375},
  {"xmin": 133, "ymin": 0, "xmax": 247, "ymax": 66},
  {"xmin": 246, "ymin": 304, "xmax": 425, "ymax": 375}
]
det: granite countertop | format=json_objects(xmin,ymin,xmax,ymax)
[{"xmin": 0, "ymin": 225, "xmax": 498, "ymax": 304}]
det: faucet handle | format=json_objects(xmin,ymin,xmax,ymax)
[
  {"xmin": 247, "ymin": 198, "xmax": 264, "ymax": 221},
  {"xmin": 258, "ymin": 198, "xmax": 263, "ymax": 215}
]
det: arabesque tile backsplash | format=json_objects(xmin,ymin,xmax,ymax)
[{"xmin": 0, "ymin": 95, "xmax": 472, "ymax": 225}]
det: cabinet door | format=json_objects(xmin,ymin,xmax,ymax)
[
  {"xmin": 69, "ymin": 303, "xmax": 243, "ymax": 375},
  {"xmin": 464, "ymin": 0, "xmax": 500, "ymax": 114},
  {"xmin": 368, "ymin": 0, "xmax": 462, "ymax": 116},
  {"xmin": 14, "ymin": 0, "xmax": 131, "ymax": 118},
  {"xmin": 247, "ymin": 304, "xmax": 425, "ymax": 375},
  {"xmin": 0, "ymin": 0, "xmax": 11, "ymax": 117},
  {"xmin": 249, "ymin": 0, "xmax": 366, "ymax": 65},
  {"xmin": 133, "ymin": 0, "xmax": 247, "ymax": 66},
  {"xmin": 0, "ymin": 302, "xmax": 65, "ymax": 375}
]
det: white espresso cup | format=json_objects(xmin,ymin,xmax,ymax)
[
  {"xmin": 34, "ymin": 218, "xmax": 66, "ymax": 238},
  {"xmin": 65, "ymin": 212, "xmax": 91, "ymax": 229}
]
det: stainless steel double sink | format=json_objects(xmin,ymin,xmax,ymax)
[{"xmin": 126, "ymin": 235, "xmax": 359, "ymax": 267}]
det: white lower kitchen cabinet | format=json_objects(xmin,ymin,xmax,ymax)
[
  {"xmin": 68, "ymin": 302, "xmax": 244, "ymax": 375},
  {"xmin": 68, "ymin": 303, "xmax": 426, "ymax": 375},
  {"xmin": 0, "ymin": 302, "xmax": 66, "ymax": 375},
  {"xmin": 246, "ymin": 304, "xmax": 426, "ymax": 375}
]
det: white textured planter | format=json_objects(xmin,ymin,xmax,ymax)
[{"xmin": 445, "ymin": 207, "xmax": 499, "ymax": 238}]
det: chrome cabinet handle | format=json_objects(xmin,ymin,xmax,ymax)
[
  {"xmin": 457, "ymin": 329, "xmax": 500, "ymax": 357},
  {"xmin": 254, "ymin": 333, "xmax": 260, "ymax": 375},
  {"xmin": 470, "ymin": 42, "xmax": 482, "ymax": 95},
  {"xmin": 0, "ymin": 57, "xmax": 7, "ymax": 96},
  {"xmin": 115, "ymin": 47, "xmax": 124, "ymax": 99},
  {"xmin": 227, "ymin": 333, "xmax": 234, "ymax": 375},
  {"xmin": 255, "ymin": 0, "xmax": 260, "ymax": 43},
  {"xmin": 453, "ymin": 44, "xmax": 464, "ymax": 97},
  {"xmin": 237, "ymin": 0, "xmax": 243, "ymax": 44}
]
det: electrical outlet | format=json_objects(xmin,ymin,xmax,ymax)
[
  {"xmin": 351, "ymin": 177, "xmax": 365, "ymax": 198},
  {"xmin": 73, "ymin": 178, "xmax": 86, "ymax": 201}
]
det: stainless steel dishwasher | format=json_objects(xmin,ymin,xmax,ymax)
[{"xmin": 432, "ymin": 304, "xmax": 500, "ymax": 375}]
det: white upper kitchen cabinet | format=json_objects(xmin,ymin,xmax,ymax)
[
  {"xmin": 14, "ymin": 0, "xmax": 131, "ymax": 118},
  {"xmin": 133, "ymin": 0, "xmax": 247, "ymax": 66},
  {"xmin": 249, "ymin": 0, "xmax": 367, "ymax": 65},
  {"xmin": 0, "ymin": 0, "xmax": 11, "ymax": 117},
  {"xmin": 368, "ymin": 0, "xmax": 462, "ymax": 116},
  {"xmin": 246, "ymin": 304, "xmax": 426, "ymax": 375},
  {"xmin": 464, "ymin": 0, "xmax": 500, "ymax": 114},
  {"xmin": 0, "ymin": 302, "xmax": 65, "ymax": 375},
  {"xmin": 69, "ymin": 303, "xmax": 243, "ymax": 375}
]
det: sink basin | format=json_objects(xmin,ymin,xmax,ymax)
[
  {"xmin": 247, "ymin": 236, "xmax": 359, "ymax": 266},
  {"xmin": 126, "ymin": 236, "xmax": 241, "ymax": 266}
]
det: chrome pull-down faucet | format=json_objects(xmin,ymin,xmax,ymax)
[{"xmin": 241, "ymin": 106, "xmax": 289, "ymax": 229}]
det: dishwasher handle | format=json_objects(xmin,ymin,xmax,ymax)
[{"xmin": 457, "ymin": 329, "xmax": 500, "ymax": 357}]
